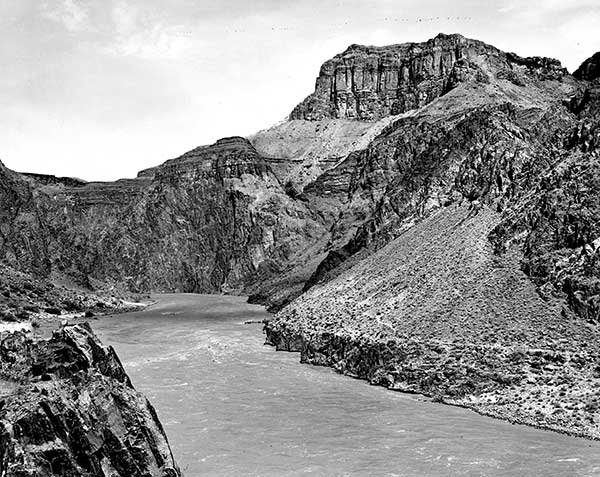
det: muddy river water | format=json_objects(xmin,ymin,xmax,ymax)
[{"xmin": 94, "ymin": 294, "xmax": 600, "ymax": 476}]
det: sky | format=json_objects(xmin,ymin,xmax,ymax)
[{"xmin": 1, "ymin": 0, "xmax": 599, "ymax": 181}]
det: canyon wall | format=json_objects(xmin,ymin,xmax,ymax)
[{"xmin": 290, "ymin": 33, "xmax": 566, "ymax": 121}]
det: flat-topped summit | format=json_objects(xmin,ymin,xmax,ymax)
[
  {"xmin": 291, "ymin": 33, "xmax": 567, "ymax": 121},
  {"xmin": 339, "ymin": 33, "xmax": 476, "ymax": 55},
  {"xmin": 137, "ymin": 136, "xmax": 267, "ymax": 182}
]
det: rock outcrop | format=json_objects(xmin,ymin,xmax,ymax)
[
  {"xmin": 0, "ymin": 323, "xmax": 181, "ymax": 476},
  {"xmin": 0, "ymin": 162, "xmax": 49, "ymax": 278},
  {"xmin": 490, "ymin": 76, "xmax": 600, "ymax": 324},
  {"xmin": 0, "ymin": 36, "xmax": 595, "ymax": 318},
  {"xmin": 290, "ymin": 33, "xmax": 568, "ymax": 121},
  {"xmin": 1, "ymin": 137, "xmax": 327, "ymax": 297},
  {"xmin": 574, "ymin": 52, "xmax": 600, "ymax": 82}
]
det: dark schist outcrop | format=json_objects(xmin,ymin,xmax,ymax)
[
  {"xmin": 0, "ymin": 323, "xmax": 181, "ymax": 476},
  {"xmin": 0, "ymin": 162, "xmax": 49, "ymax": 278}
]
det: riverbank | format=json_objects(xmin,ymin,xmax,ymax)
[
  {"xmin": 264, "ymin": 320, "xmax": 600, "ymax": 440},
  {"xmin": 264, "ymin": 205, "xmax": 600, "ymax": 441},
  {"xmin": 0, "ymin": 262, "xmax": 151, "ymax": 338}
]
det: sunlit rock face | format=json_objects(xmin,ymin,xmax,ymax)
[{"xmin": 290, "ymin": 33, "xmax": 567, "ymax": 121}]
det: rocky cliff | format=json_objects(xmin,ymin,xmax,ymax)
[
  {"xmin": 574, "ymin": 52, "xmax": 600, "ymax": 81},
  {"xmin": 0, "ymin": 34, "xmax": 584, "ymax": 311},
  {"xmin": 1, "ymin": 137, "xmax": 328, "ymax": 300},
  {"xmin": 0, "ymin": 162, "xmax": 49, "ymax": 278},
  {"xmin": 2, "ymin": 33, "xmax": 600, "ymax": 440},
  {"xmin": 250, "ymin": 33, "xmax": 578, "ymax": 308},
  {"xmin": 0, "ymin": 323, "xmax": 181, "ymax": 476},
  {"xmin": 290, "ymin": 33, "xmax": 567, "ymax": 121}
]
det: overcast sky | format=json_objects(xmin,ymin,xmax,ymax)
[{"xmin": 1, "ymin": 0, "xmax": 599, "ymax": 180}]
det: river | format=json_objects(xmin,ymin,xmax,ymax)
[{"xmin": 93, "ymin": 294, "xmax": 600, "ymax": 476}]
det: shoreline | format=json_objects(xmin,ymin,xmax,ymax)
[
  {"xmin": 26, "ymin": 298, "xmax": 151, "ymax": 338},
  {"xmin": 264, "ymin": 320, "xmax": 600, "ymax": 441}
]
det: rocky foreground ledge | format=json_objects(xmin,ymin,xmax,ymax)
[{"xmin": 0, "ymin": 323, "xmax": 181, "ymax": 476}]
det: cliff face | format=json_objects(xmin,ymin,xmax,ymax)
[
  {"xmin": 0, "ymin": 162, "xmax": 49, "ymax": 278},
  {"xmin": 0, "ymin": 323, "xmax": 180, "ymax": 476},
  {"xmin": 290, "ymin": 33, "xmax": 567, "ymax": 121},
  {"xmin": 5, "ymin": 137, "xmax": 327, "ymax": 296},
  {"xmin": 253, "ymin": 34, "xmax": 578, "ymax": 308},
  {"xmin": 0, "ymin": 35, "xmax": 595, "ymax": 320},
  {"xmin": 0, "ymin": 34, "xmax": 587, "ymax": 314}
]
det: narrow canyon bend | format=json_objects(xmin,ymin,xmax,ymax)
[{"xmin": 1, "ymin": 33, "xmax": 600, "ymax": 474}]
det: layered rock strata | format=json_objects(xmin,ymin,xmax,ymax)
[
  {"xmin": 290, "ymin": 33, "xmax": 567, "ymax": 121},
  {"xmin": 2, "ymin": 34, "xmax": 600, "ymax": 442},
  {"xmin": 263, "ymin": 41, "xmax": 600, "ymax": 439}
]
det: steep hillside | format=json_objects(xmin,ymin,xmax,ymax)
[
  {"xmin": 2, "ymin": 32, "xmax": 600, "ymax": 440},
  {"xmin": 267, "ymin": 205, "xmax": 600, "ymax": 438},
  {"xmin": 265, "ymin": 42, "xmax": 600, "ymax": 437},
  {"xmin": 491, "ymin": 65, "xmax": 600, "ymax": 324},
  {"xmin": 249, "ymin": 33, "xmax": 581, "ymax": 310},
  {"xmin": 249, "ymin": 117, "xmax": 401, "ymax": 188}
]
